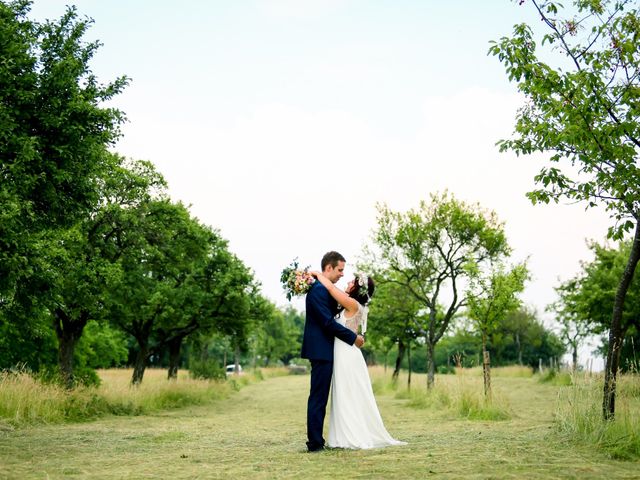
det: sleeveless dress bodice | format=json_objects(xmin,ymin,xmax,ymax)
[{"xmin": 338, "ymin": 304, "xmax": 364, "ymax": 334}]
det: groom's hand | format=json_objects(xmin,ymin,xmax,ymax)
[{"xmin": 354, "ymin": 335, "xmax": 365, "ymax": 348}]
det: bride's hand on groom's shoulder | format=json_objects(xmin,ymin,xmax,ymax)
[{"xmin": 309, "ymin": 270, "xmax": 321, "ymax": 278}]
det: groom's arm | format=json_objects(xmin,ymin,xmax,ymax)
[{"xmin": 308, "ymin": 285, "xmax": 357, "ymax": 346}]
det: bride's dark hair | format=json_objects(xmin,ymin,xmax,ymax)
[{"xmin": 336, "ymin": 274, "xmax": 375, "ymax": 314}]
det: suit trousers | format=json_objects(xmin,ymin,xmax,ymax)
[{"xmin": 306, "ymin": 359, "xmax": 333, "ymax": 451}]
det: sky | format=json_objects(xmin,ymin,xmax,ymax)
[{"xmin": 28, "ymin": 0, "xmax": 613, "ymax": 368}]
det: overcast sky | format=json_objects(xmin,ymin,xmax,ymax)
[{"xmin": 29, "ymin": 1, "xmax": 613, "ymax": 368}]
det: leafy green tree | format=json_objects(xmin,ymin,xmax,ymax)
[
  {"xmin": 253, "ymin": 304, "xmax": 301, "ymax": 367},
  {"xmin": 499, "ymin": 307, "xmax": 539, "ymax": 366},
  {"xmin": 429, "ymin": 309, "xmax": 565, "ymax": 372},
  {"xmin": 553, "ymin": 240, "xmax": 640, "ymax": 372},
  {"xmin": 434, "ymin": 326, "xmax": 482, "ymax": 369},
  {"xmin": 551, "ymin": 278, "xmax": 597, "ymax": 371},
  {"xmin": 75, "ymin": 320, "xmax": 128, "ymax": 369},
  {"xmin": 0, "ymin": 307, "xmax": 57, "ymax": 371},
  {"xmin": 368, "ymin": 277, "xmax": 424, "ymax": 384},
  {"xmin": 0, "ymin": 1, "xmax": 130, "ymax": 385},
  {"xmin": 157, "ymin": 235, "xmax": 250, "ymax": 380},
  {"xmin": 193, "ymin": 252, "xmax": 264, "ymax": 377},
  {"xmin": 0, "ymin": 1, "xmax": 127, "ymax": 304},
  {"xmin": 364, "ymin": 192, "xmax": 510, "ymax": 389},
  {"xmin": 109, "ymin": 200, "xmax": 212, "ymax": 384},
  {"xmin": 281, "ymin": 306, "xmax": 306, "ymax": 364},
  {"xmin": 33, "ymin": 156, "xmax": 165, "ymax": 387},
  {"xmin": 490, "ymin": 0, "xmax": 640, "ymax": 418},
  {"xmin": 467, "ymin": 263, "xmax": 528, "ymax": 397}
]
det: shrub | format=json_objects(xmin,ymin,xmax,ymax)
[
  {"xmin": 539, "ymin": 369, "xmax": 572, "ymax": 386},
  {"xmin": 437, "ymin": 365, "xmax": 455, "ymax": 374},
  {"xmin": 36, "ymin": 365, "xmax": 101, "ymax": 388},
  {"xmin": 188, "ymin": 359, "xmax": 226, "ymax": 381}
]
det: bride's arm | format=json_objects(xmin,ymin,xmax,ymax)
[{"xmin": 310, "ymin": 272, "xmax": 359, "ymax": 315}]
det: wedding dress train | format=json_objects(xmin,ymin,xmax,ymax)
[{"xmin": 328, "ymin": 304, "xmax": 406, "ymax": 449}]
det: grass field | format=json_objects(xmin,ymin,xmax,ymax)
[{"xmin": 0, "ymin": 367, "xmax": 638, "ymax": 479}]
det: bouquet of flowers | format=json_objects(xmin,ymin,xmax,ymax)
[{"xmin": 280, "ymin": 258, "xmax": 315, "ymax": 300}]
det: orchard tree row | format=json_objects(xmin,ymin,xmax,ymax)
[{"xmin": 0, "ymin": 1, "xmax": 300, "ymax": 387}]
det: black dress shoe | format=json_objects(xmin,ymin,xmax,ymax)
[{"xmin": 306, "ymin": 443, "xmax": 325, "ymax": 452}]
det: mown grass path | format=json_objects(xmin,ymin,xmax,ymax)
[{"xmin": 0, "ymin": 374, "xmax": 637, "ymax": 479}]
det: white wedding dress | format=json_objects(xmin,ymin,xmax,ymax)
[{"xmin": 328, "ymin": 304, "xmax": 406, "ymax": 449}]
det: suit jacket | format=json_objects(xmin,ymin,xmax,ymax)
[{"xmin": 301, "ymin": 281, "xmax": 357, "ymax": 361}]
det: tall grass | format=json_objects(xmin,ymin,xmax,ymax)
[
  {"xmin": 554, "ymin": 372, "xmax": 640, "ymax": 460},
  {"xmin": 455, "ymin": 365, "xmax": 534, "ymax": 378},
  {"xmin": 0, "ymin": 367, "xmax": 275, "ymax": 429},
  {"xmin": 370, "ymin": 366, "xmax": 512, "ymax": 421}
]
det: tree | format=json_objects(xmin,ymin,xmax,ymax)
[
  {"xmin": 430, "ymin": 311, "xmax": 565, "ymax": 372},
  {"xmin": 0, "ymin": 306, "xmax": 57, "ymax": 371},
  {"xmin": 368, "ymin": 276, "xmax": 424, "ymax": 385},
  {"xmin": 0, "ymin": 1, "xmax": 129, "ymax": 384},
  {"xmin": 551, "ymin": 278, "xmax": 597, "ymax": 371},
  {"xmin": 35, "ymin": 156, "xmax": 166, "ymax": 387},
  {"xmin": 109, "ymin": 200, "xmax": 212, "ymax": 384},
  {"xmin": 157, "ymin": 235, "xmax": 251, "ymax": 380},
  {"xmin": 364, "ymin": 192, "xmax": 510, "ymax": 389},
  {"xmin": 467, "ymin": 262, "xmax": 528, "ymax": 397},
  {"xmin": 490, "ymin": 0, "xmax": 640, "ymax": 418},
  {"xmin": 75, "ymin": 320, "xmax": 128, "ymax": 369},
  {"xmin": 253, "ymin": 304, "xmax": 301, "ymax": 367},
  {"xmin": 553, "ymin": 240, "xmax": 640, "ymax": 372},
  {"xmin": 0, "ymin": 1, "xmax": 127, "ymax": 303},
  {"xmin": 500, "ymin": 307, "xmax": 539, "ymax": 366}
]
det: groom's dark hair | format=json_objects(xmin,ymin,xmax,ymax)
[{"xmin": 321, "ymin": 251, "xmax": 345, "ymax": 271}]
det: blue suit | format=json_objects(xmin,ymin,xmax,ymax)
[{"xmin": 301, "ymin": 281, "xmax": 357, "ymax": 451}]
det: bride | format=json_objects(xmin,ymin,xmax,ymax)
[{"xmin": 311, "ymin": 271, "xmax": 406, "ymax": 450}]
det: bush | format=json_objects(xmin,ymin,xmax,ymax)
[
  {"xmin": 437, "ymin": 365, "xmax": 455, "ymax": 374},
  {"xmin": 36, "ymin": 365, "xmax": 101, "ymax": 388},
  {"xmin": 538, "ymin": 369, "xmax": 572, "ymax": 386},
  {"xmin": 287, "ymin": 358, "xmax": 310, "ymax": 368},
  {"xmin": 188, "ymin": 358, "xmax": 226, "ymax": 381}
]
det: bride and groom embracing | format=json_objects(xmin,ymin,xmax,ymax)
[{"xmin": 301, "ymin": 251, "xmax": 406, "ymax": 452}]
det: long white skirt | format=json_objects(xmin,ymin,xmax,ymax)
[{"xmin": 328, "ymin": 338, "xmax": 407, "ymax": 449}]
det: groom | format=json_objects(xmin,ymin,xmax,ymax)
[{"xmin": 301, "ymin": 251, "xmax": 365, "ymax": 452}]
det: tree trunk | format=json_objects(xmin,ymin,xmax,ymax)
[
  {"xmin": 53, "ymin": 309, "xmax": 88, "ymax": 390},
  {"xmin": 482, "ymin": 333, "xmax": 491, "ymax": 399},
  {"xmin": 234, "ymin": 344, "xmax": 241, "ymax": 374},
  {"xmin": 572, "ymin": 344, "xmax": 578, "ymax": 373},
  {"xmin": 426, "ymin": 341, "xmax": 435, "ymax": 390},
  {"xmin": 392, "ymin": 340, "xmax": 406, "ymax": 381},
  {"xmin": 57, "ymin": 333, "xmax": 78, "ymax": 390},
  {"xmin": 407, "ymin": 343, "xmax": 412, "ymax": 391},
  {"xmin": 131, "ymin": 340, "xmax": 149, "ymax": 385},
  {"xmin": 516, "ymin": 332, "xmax": 523, "ymax": 365},
  {"xmin": 167, "ymin": 336, "xmax": 183, "ymax": 380},
  {"xmin": 603, "ymin": 221, "xmax": 640, "ymax": 419}
]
